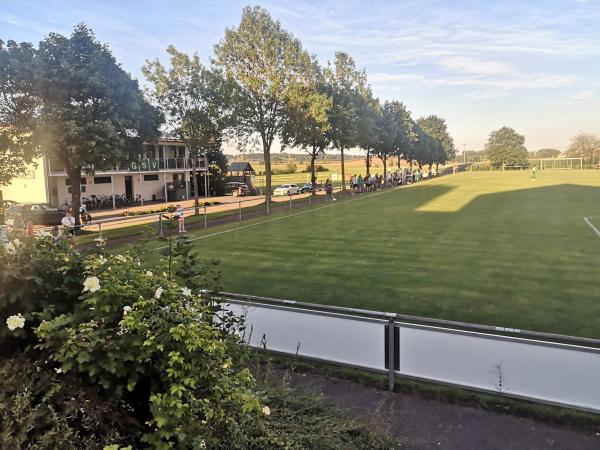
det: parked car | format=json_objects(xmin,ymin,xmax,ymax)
[
  {"xmin": 300, "ymin": 183, "xmax": 313, "ymax": 194},
  {"xmin": 273, "ymin": 184, "xmax": 301, "ymax": 196},
  {"xmin": 4, "ymin": 203, "xmax": 64, "ymax": 230},
  {"xmin": 224, "ymin": 182, "xmax": 249, "ymax": 197},
  {"xmin": 0, "ymin": 200, "xmax": 16, "ymax": 224}
]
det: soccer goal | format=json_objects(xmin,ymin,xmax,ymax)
[{"xmin": 540, "ymin": 158, "xmax": 583, "ymax": 170}]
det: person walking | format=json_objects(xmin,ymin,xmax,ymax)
[{"xmin": 176, "ymin": 204, "xmax": 186, "ymax": 233}]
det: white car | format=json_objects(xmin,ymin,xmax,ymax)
[{"xmin": 273, "ymin": 184, "xmax": 301, "ymax": 196}]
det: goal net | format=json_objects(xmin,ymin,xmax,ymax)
[{"xmin": 539, "ymin": 158, "xmax": 583, "ymax": 170}]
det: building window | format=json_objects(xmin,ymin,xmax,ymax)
[
  {"xmin": 178, "ymin": 146, "xmax": 186, "ymax": 158},
  {"xmin": 94, "ymin": 176, "xmax": 112, "ymax": 184},
  {"xmin": 144, "ymin": 174, "xmax": 159, "ymax": 181},
  {"xmin": 146, "ymin": 144, "xmax": 156, "ymax": 159},
  {"xmin": 158, "ymin": 145, "xmax": 164, "ymax": 159}
]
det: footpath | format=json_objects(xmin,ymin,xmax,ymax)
[{"xmin": 278, "ymin": 369, "xmax": 599, "ymax": 450}]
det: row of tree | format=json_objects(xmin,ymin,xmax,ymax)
[{"xmin": 0, "ymin": 6, "xmax": 456, "ymax": 221}]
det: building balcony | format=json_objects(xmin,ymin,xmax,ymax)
[{"xmin": 48, "ymin": 158, "xmax": 208, "ymax": 176}]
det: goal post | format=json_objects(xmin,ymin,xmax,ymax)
[{"xmin": 539, "ymin": 158, "xmax": 583, "ymax": 170}]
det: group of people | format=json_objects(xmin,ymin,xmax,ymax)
[
  {"xmin": 322, "ymin": 168, "xmax": 427, "ymax": 200},
  {"xmin": 348, "ymin": 168, "xmax": 424, "ymax": 194}
]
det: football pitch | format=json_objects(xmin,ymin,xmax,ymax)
[{"xmin": 154, "ymin": 171, "xmax": 600, "ymax": 339}]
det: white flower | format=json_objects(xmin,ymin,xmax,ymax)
[
  {"xmin": 181, "ymin": 286, "xmax": 192, "ymax": 297},
  {"xmin": 262, "ymin": 406, "xmax": 271, "ymax": 416},
  {"xmin": 155, "ymin": 287, "xmax": 163, "ymax": 299},
  {"xmin": 199, "ymin": 440, "xmax": 206, "ymax": 449},
  {"xmin": 146, "ymin": 270, "xmax": 153, "ymax": 277},
  {"xmin": 38, "ymin": 230, "xmax": 52, "ymax": 238},
  {"xmin": 12, "ymin": 238, "xmax": 21, "ymax": 247},
  {"xmin": 83, "ymin": 276, "xmax": 101, "ymax": 293},
  {"xmin": 54, "ymin": 367, "xmax": 63, "ymax": 374},
  {"xmin": 115, "ymin": 254, "xmax": 127, "ymax": 262},
  {"xmin": 98, "ymin": 255, "xmax": 108, "ymax": 265},
  {"xmin": 6, "ymin": 314, "xmax": 25, "ymax": 331},
  {"xmin": 4, "ymin": 242, "xmax": 16, "ymax": 255},
  {"xmin": 123, "ymin": 305, "xmax": 132, "ymax": 315}
]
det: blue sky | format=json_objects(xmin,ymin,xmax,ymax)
[{"xmin": 2, "ymin": 0, "xmax": 599, "ymax": 152}]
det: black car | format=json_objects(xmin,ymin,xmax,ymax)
[
  {"xmin": 300, "ymin": 183, "xmax": 313, "ymax": 194},
  {"xmin": 224, "ymin": 182, "xmax": 249, "ymax": 197},
  {"xmin": 0, "ymin": 200, "xmax": 16, "ymax": 224},
  {"xmin": 4, "ymin": 203, "xmax": 64, "ymax": 230}
]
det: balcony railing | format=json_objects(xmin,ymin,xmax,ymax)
[{"xmin": 48, "ymin": 158, "xmax": 207, "ymax": 175}]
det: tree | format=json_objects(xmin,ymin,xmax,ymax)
[
  {"xmin": 280, "ymin": 59, "xmax": 332, "ymax": 194},
  {"xmin": 206, "ymin": 140, "xmax": 228, "ymax": 196},
  {"xmin": 566, "ymin": 133, "xmax": 600, "ymax": 166},
  {"xmin": 373, "ymin": 100, "xmax": 416, "ymax": 185},
  {"xmin": 29, "ymin": 25, "xmax": 160, "ymax": 223},
  {"xmin": 0, "ymin": 40, "xmax": 41, "ymax": 185},
  {"xmin": 213, "ymin": 6, "xmax": 313, "ymax": 200},
  {"xmin": 484, "ymin": 127, "xmax": 528, "ymax": 167},
  {"xmin": 416, "ymin": 115, "xmax": 455, "ymax": 171},
  {"xmin": 355, "ymin": 92, "xmax": 379, "ymax": 177},
  {"xmin": 143, "ymin": 46, "xmax": 228, "ymax": 215},
  {"xmin": 532, "ymin": 148, "xmax": 561, "ymax": 159},
  {"xmin": 324, "ymin": 52, "xmax": 370, "ymax": 190}
]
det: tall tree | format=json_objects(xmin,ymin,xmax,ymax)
[
  {"xmin": 281, "ymin": 59, "xmax": 332, "ymax": 194},
  {"xmin": 484, "ymin": 127, "xmax": 528, "ymax": 167},
  {"xmin": 355, "ymin": 92, "xmax": 379, "ymax": 177},
  {"xmin": 373, "ymin": 100, "xmax": 415, "ymax": 185},
  {"xmin": 213, "ymin": 6, "xmax": 313, "ymax": 200},
  {"xmin": 0, "ymin": 40, "xmax": 40, "ymax": 186},
  {"xmin": 566, "ymin": 133, "xmax": 600, "ymax": 166},
  {"xmin": 416, "ymin": 115, "xmax": 455, "ymax": 167},
  {"xmin": 143, "ymin": 46, "xmax": 229, "ymax": 215},
  {"xmin": 324, "ymin": 52, "xmax": 370, "ymax": 190},
  {"xmin": 33, "ymin": 25, "xmax": 160, "ymax": 223}
]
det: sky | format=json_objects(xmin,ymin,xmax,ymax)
[{"xmin": 2, "ymin": 0, "xmax": 600, "ymax": 153}]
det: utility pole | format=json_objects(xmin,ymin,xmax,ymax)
[{"xmin": 463, "ymin": 144, "xmax": 467, "ymax": 163}]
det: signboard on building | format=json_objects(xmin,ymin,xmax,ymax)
[{"xmin": 129, "ymin": 160, "xmax": 159, "ymax": 172}]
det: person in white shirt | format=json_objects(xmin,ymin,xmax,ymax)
[{"xmin": 61, "ymin": 210, "xmax": 75, "ymax": 239}]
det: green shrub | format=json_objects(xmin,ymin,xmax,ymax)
[
  {"xmin": 34, "ymin": 238, "xmax": 265, "ymax": 448},
  {"xmin": 0, "ymin": 355, "xmax": 134, "ymax": 449},
  {"xmin": 0, "ymin": 234, "xmax": 84, "ymax": 354}
]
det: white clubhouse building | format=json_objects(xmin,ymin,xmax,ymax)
[{"xmin": 0, "ymin": 139, "xmax": 209, "ymax": 207}]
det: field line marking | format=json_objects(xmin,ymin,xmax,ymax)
[
  {"xmin": 154, "ymin": 184, "xmax": 402, "ymax": 251},
  {"xmin": 154, "ymin": 201, "xmax": 341, "ymax": 250},
  {"xmin": 583, "ymin": 217, "xmax": 600, "ymax": 238}
]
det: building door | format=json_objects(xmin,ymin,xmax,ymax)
[{"xmin": 125, "ymin": 176, "xmax": 133, "ymax": 199}]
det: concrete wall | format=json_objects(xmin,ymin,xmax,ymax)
[{"xmin": 0, "ymin": 158, "xmax": 48, "ymax": 203}]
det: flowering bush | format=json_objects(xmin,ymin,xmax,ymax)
[
  {"xmin": 33, "ymin": 239, "xmax": 267, "ymax": 448},
  {"xmin": 0, "ymin": 233, "xmax": 264, "ymax": 447},
  {"xmin": 0, "ymin": 233, "xmax": 84, "ymax": 353}
]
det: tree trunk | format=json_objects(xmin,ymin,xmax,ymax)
[
  {"xmin": 382, "ymin": 156, "xmax": 387, "ymax": 187},
  {"xmin": 397, "ymin": 154, "xmax": 401, "ymax": 168},
  {"xmin": 310, "ymin": 147, "xmax": 317, "ymax": 196},
  {"xmin": 340, "ymin": 146, "xmax": 346, "ymax": 190},
  {"xmin": 365, "ymin": 149, "xmax": 371, "ymax": 176},
  {"xmin": 192, "ymin": 154, "xmax": 199, "ymax": 215},
  {"xmin": 67, "ymin": 166, "xmax": 82, "ymax": 226},
  {"xmin": 262, "ymin": 136, "xmax": 272, "ymax": 201}
]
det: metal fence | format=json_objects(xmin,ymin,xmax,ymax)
[{"xmin": 218, "ymin": 292, "xmax": 600, "ymax": 413}]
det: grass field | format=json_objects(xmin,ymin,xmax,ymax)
[{"xmin": 144, "ymin": 171, "xmax": 600, "ymax": 338}]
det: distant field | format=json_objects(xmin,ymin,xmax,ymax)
[{"xmin": 144, "ymin": 171, "xmax": 600, "ymax": 338}]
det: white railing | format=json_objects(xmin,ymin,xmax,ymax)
[{"xmin": 218, "ymin": 292, "xmax": 600, "ymax": 413}]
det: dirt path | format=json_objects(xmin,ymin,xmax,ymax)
[{"xmin": 278, "ymin": 370, "xmax": 599, "ymax": 449}]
